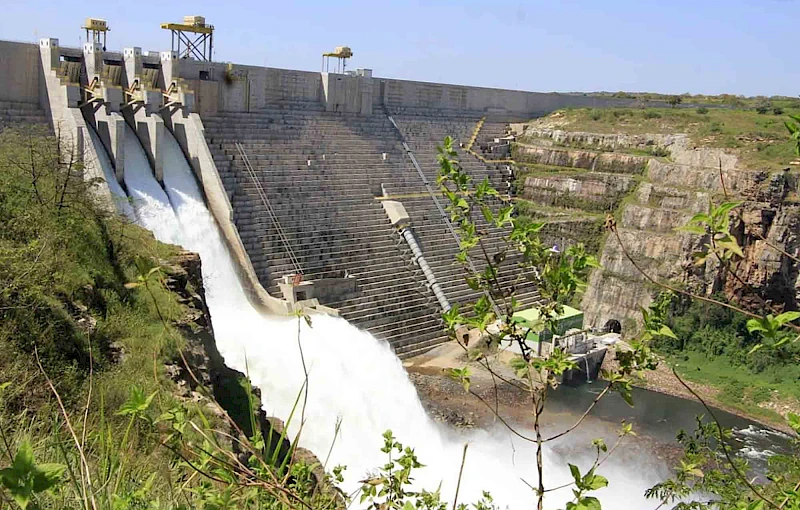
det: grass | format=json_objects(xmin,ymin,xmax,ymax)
[
  {"xmin": 536, "ymin": 106, "xmax": 800, "ymax": 171},
  {"xmin": 666, "ymin": 351, "xmax": 794, "ymax": 425},
  {"xmin": 0, "ymin": 126, "xmax": 200, "ymax": 501}
]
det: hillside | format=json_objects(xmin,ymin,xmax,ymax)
[{"xmin": 509, "ymin": 106, "xmax": 800, "ymax": 422}]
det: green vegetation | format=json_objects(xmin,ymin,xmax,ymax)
[
  {"xmin": 0, "ymin": 126, "xmax": 186, "ymax": 505},
  {"xmin": 1, "ymin": 116, "xmax": 798, "ymax": 509},
  {"xmin": 651, "ymin": 294, "xmax": 800, "ymax": 420},
  {"xmin": 0, "ymin": 126, "xmax": 180, "ymax": 419},
  {"xmin": 546, "ymin": 105, "xmax": 800, "ymax": 170},
  {"xmin": 0, "ymin": 127, "xmax": 348, "ymax": 508}
]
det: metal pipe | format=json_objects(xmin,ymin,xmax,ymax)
[
  {"xmin": 399, "ymin": 226, "xmax": 450, "ymax": 312},
  {"xmin": 387, "ymin": 113, "xmax": 502, "ymax": 318}
]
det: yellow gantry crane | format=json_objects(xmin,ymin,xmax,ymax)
[
  {"xmin": 321, "ymin": 46, "xmax": 353, "ymax": 73},
  {"xmin": 82, "ymin": 17, "xmax": 109, "ymax": 49},
  {"xmin": 160, "ymin": 15, "xmax": 214, "ymax": 61}
]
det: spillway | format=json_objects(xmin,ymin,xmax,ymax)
[
  {"xmin": 119, "ymin": 126, "xmax": 663, "ymax": 509},
  {"xmin": 86, "ymin": 126, "xmax": 135, "ymax": 219},
  {"xmin": 122, "ymin": 128, "xmax": 181, "ymax": 245}
]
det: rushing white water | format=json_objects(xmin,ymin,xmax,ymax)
[
  {"xmin": 85, "ymin": 126, "xmax": 136, "ymax": 219},
  {"xmin": 122, "ymin": 127, "xmax": 664, "ymax": 509},
  {"xmin": 122, "ymin": 128, "xmax": 182, "ymax": 244}
]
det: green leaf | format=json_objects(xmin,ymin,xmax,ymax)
[
  {"xmin": 495, "ymin": 206, "xmax": 514, "ymax": 227},
  {"xmin": 585, "ymin": 473, "xmax": 608, "ymax": 490},
  {"xmin": 677, "ymin": 224, "xmax": 707, "ymax": 235},
  {"xmin": 480, "ymin": 205, "xmax": 494, "ymax": 224},
  {"xmin": 686, "ymin": 213, "xmax": 712, "ymax": 225},
  {"xmin": 448, "ymin": 367, "xmax": 472, "ymax": 392},
  {"xmin": 774, "ymin": 311, "xmax": 800, "ymax": 326},
  {"xmin": 716, "ymin": 235, "xmax": 744, "ymax": 258},
  {"xmin": 787, "ymin": 413, "xmax": 800, "ymax": 435},
  {"xmin": 657, "ymin": 325, "xmax": 678, "ymax": 340},
  {"xmin": 12, "ymin": 440, "xmax": 34, "ymax": 474},
  {"xmin": 0, "ymin": 440, "xmax": 65, "ymax": 509},
  {"xmin": 774, "ymin": 336, "xmax": 792, "ymax": 348},
  {"xmin": 692, "ymin": 251, "xmax": 708, "ymax": 266},
  {"xmin": 31, "ymin": 463, "xmax": 65, "ymax": 492},
  {"xmin": 579, "ymin": 496, "xmax": 602, "ymax": 510},
  {"xmin": 619, "ymin": 422, "xmax": 635, "ymax": 436},
  {"xmin": 117, "ymin": 386, "xmax": 158, "ymax": 417},
  {"xmin": 592, "ymin": 438, "xmax": 607, "ymax": 453},
  {"xmin": 569, "ymin": 463, "xmax": 581, "ymax": 484},
  {"xmin": 714, "ymin": 201, "xmax": 742, "ymax": 220},
  {"xmin": 747, "ymin": 343, "xmax": 764, "ymax": 355},
  {"xmin": 746, "ymin": 318, "xmax": 769, "ymax": 335}
]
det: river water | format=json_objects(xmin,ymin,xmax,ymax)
[
  {"xmin": 107, "ymin": 126, "xmax": 793, "ymax": 509},
  {"xmin": 546, "ymin": 381, "xmax": 794, "ymax": 479}
]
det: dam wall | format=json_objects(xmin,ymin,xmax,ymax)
[
  {"xmin": 0, "ymin": 41, "xmax": 42, "ymax": 105},
  {"xmin": 178, "ymin": 62, "xmax": 639, "ymax": 116},
  {"xmin": 0, "ymin": 39, "xmax": 648, "ymax": 119},
  {"xmin": 0, "ymin": 36, "xmax": 633, "ymax": 357}
]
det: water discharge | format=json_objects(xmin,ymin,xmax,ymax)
[
  {"xmin": 120, "ymin": 127, "xmax": 665, "ymax": 509},
  {"xmin": 122, "ymin": 128, "xmax": 182, "ymax": 244},
  {"xmin": 86, "ymin": 126, "xmax": 135, "ymax": 219}
]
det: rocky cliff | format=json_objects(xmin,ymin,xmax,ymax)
[
  {"xmin": 163, "ymin": 251, "xmax": 326, "ymax": 483},
  {"xmin": 512, "ymin": 127, "xmax": 800, "ymax": 332}
]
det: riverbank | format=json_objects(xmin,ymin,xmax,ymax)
[
  {"xmin": 404, "ymin": 342, "xmax": 687, "ymax": 469},
  {"xmin": 405, "ymin": 341, "xmax": 798, "ymax": 437},
  {"xmin": 601, "ymin": 344, "xmax": 798, "ymax": 435}
]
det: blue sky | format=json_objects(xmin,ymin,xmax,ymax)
[{"xmin": 2, "ymin": 0, "xmax": 798, "ymax": 96}]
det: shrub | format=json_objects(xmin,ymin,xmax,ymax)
[
  {"xmin": 589, "ymin": 109, "xmax": 602, "ymax": 121},
  {"xmin": 755, "ymin": 99, "xmax": 772, "ymax": 114},
  {"xmin": 643, "ymin": 110, "xmax": 662, "ymax": 119},
  {"xmin": 773, "ymin": 107, "xmax": 784, "ymax": 115},
  {"xmin": 719, "ymin": 379, "xmax": 745, "ymax": 403},
  {"xmin": 696, "ymin": 106, "xmax": 709, "ymax": 114}
]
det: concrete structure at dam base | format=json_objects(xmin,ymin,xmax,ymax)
[{"xmin": 0, "ymin": 31, "xmax": 637, "ymax": 364}]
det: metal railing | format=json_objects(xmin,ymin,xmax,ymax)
[{"xmin": 234, "ymin": 142, "xmax": 304, "ymax": 276}]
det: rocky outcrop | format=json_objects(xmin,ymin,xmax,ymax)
[
  {"xmin": 724, "ymin": 193, "xmax": 800, "ymax": 311},
  {"xmin": 514, "ymin": 125, "xmax": 800, "ymax": 332},
  {"xmin": 514, "ymin": 144, "xmax": 648, "ymax": 174},
  {"xmin": 163, "ymin": 251, "xmax": 327, "ymax": 487},
  {"xmin": 521, "ymin": 128, "xmax": 681, "ymax": 152},
  {"xmin": 635, "ymin": 183, "xmax": 709, "ymax": 211},
  {"xmin": 522, "ymin": 172, "xmax": 636, "ymax": 212}
]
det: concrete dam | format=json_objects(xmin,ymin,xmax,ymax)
[{"xmin": 0, "ymin": 20, "xmax": 635, "ymax": 359}]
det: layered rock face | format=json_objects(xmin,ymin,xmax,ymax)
[{"xmin": 513, "ymin": 128, "xmax": 800, "ymax": 331}]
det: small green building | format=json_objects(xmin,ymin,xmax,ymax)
[{"xmin": 513, "ymin": 305, "xmax": 585, "ymax": 344}]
